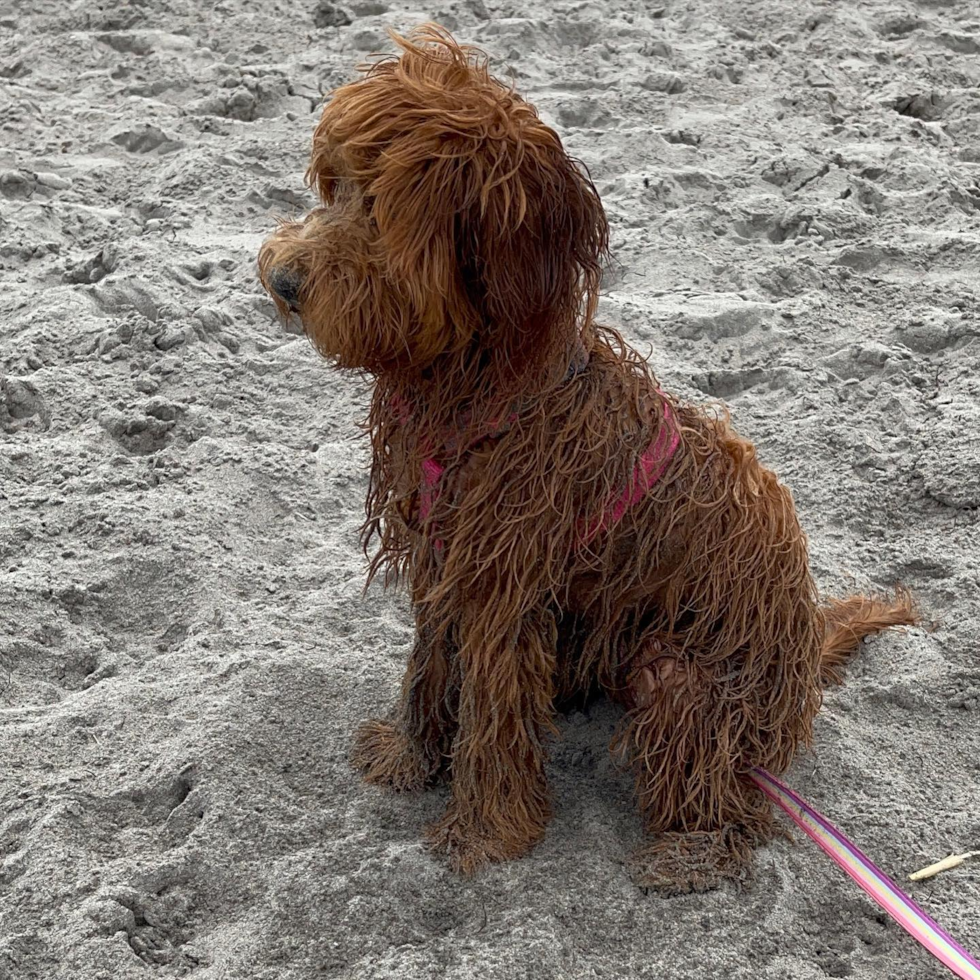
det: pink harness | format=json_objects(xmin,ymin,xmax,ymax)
[
  {"xmin": 394, "ymin": 378, "xmax": 680, "ymax": 557},
  {"xmin": 576, "ymin": 399, "xmax": 680, "ymax": 547}
]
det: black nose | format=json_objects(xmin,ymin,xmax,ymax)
[{"xmin": 269, "ymin": 267, "xmax": 303, "ymax": 311}]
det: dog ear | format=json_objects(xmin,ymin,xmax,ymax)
[
  {"xmin": 311, "ymin": 27, "xmax": 608, "ymax": 373},
  {"xmin": 462, "ymin": 130, "xmax": 608, "ymax": 372}
]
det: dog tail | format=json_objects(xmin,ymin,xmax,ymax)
[{"xmin": 820, "ymin": 587, "xmax": 918, "ymax": 686}]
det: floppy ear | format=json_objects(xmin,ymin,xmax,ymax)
[{"xmin": 461, "ymin": 132, "xmax": 608, "ymax": 371}]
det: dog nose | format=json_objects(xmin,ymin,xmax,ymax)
[{"xmin": 268, "ymin": 267, "xmax": 303, "ymax": 311}]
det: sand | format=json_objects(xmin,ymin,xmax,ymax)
[{"xmin": 1, "ymin": 0, "xmax": 979, "ymax": 977}]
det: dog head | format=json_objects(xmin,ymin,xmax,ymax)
[{"xmin": 258, "ymin": 25, "xmax": 608, "ymax": 377}]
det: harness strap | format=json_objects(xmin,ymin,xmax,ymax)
[
  {"xmin": 576, "ymin": 400, "xmax": 680, "ymax": 548},
  {"xmin": 393, "ymin": 348, "xmax": 680, "ymax": 556}
]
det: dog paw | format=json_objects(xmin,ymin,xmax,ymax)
[
  {"xmin": 424, "ymin": 807, "xmax": 542, "ymax": 875},
  {"xmin": 630, "ymin": 829, "xmax": 754, "ymax": 895},
  {"xmin": 351, "ymin": 719, "xmax": 439, "ymax": 792}
]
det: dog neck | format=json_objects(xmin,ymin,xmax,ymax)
[{"xmin": 384, "ymin": 330, "xmax": 592, "ymax": 452}]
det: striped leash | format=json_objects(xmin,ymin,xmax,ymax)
[{"xmin": 750, "ymin": 767, "xmax": 980, "ymax": 980}]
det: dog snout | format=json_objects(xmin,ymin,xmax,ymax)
[{"xmin": 268, "ymin": 267, "xmax": 303, "ymax": 312}]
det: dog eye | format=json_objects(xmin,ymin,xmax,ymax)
[{"xmin": 317, "ymin": 175, "xmax": 339, "ymax": 204}]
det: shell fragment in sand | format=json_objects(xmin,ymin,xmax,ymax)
[{"xmin": 908, "ymin": 851, "xmax": 980, "ymax": 882}]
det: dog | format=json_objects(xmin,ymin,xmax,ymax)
[{"xmin": 258, "ymin": 25, "xmax": 916, "ymax": 892}]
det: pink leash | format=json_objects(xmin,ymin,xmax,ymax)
[{"xmin": 751, "ymin": 767, "xmax": 980, "ymax": 979}]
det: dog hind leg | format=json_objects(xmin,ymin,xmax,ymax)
[{"xmin": 614, "ymin": 639, "xmax": 812, "ymax": 893}]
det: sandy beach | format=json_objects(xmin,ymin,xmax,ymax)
[{"xmin": 1, "ymin": 0, "xmax": 978, "ymax": 977}]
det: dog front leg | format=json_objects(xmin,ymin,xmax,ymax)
[
  {"xmin": 352, "ymin": 621, "xmax": 458, "ymax": 792},
  {"xmin": 426, "ymin": 608, "xmax": 558, "ymax": 874}
]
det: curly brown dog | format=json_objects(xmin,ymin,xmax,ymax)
[{"xmin": 258, "ymin": 25, "xmax": 916, "ymax": 892}]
